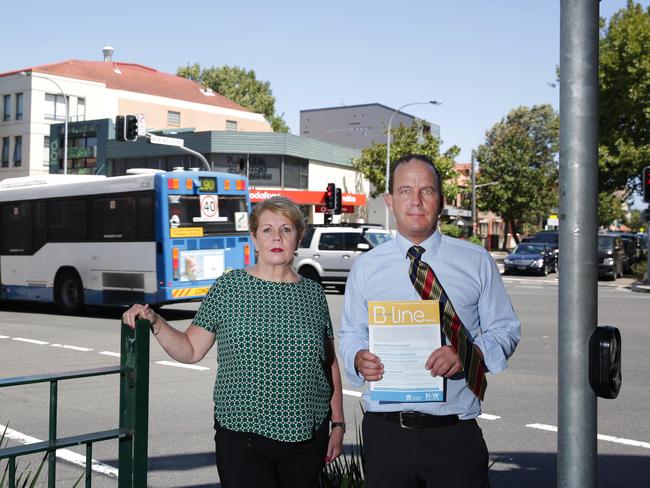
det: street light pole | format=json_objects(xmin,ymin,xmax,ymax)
[
  {"xmin": 20, "ymin": 71, "xmax": 69, "ymax": 175},
  {"xmin": 385, "ymin": 100, "xmax": 441, "ymax": 230}
]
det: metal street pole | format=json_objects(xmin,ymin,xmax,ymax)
[
  {"xmin": 558, "ymin": 1, "xmax": 599, "ymax": 487},
  {"xmin": 471, "ymin": 151, "xmax": 477, "ymax": 237},
  {"xmin": 20, "ymin": 71, "xmax": 68, "ymax": 175},
  {"xmin": 385, "ymin": 100, "xmax": 441, "ymax": 230}
]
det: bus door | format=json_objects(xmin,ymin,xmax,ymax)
[{"xmin": 155, "ymin": 172, "xmax": 252, "ymax": 303}]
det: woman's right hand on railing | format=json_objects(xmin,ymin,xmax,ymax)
[{"xmin": 122, "ymin": 304, "xmax": 161, "ymax": 334}]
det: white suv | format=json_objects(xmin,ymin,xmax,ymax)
[{"xmin": 293, "ymin": 224, "xmax": 392, "ymax": 291}]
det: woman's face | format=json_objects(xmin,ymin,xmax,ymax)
[{"xmin": 251, "ymin": 210, "xmax": 299, "ymax": 267}]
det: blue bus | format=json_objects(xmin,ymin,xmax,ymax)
[{"xmin": 0, "ymin": 169, "xmax": 252, "ymax": 313}]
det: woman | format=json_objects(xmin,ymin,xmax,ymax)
[{"xmin": 122, "ymin": 196, "xmax": 344, "ymax": 488}]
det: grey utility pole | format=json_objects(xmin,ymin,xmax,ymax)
[{"xmin": 558, "ymin": 1, "xmax": 599, "ymax": 487}]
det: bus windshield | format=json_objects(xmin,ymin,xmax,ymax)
[{"xmin": 168, "ymin": 195, "xmax": 248, "ymax": 235}]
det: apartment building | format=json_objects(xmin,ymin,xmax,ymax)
[{"xmin": 0, "ymin": 47, "xmax": 271, "ymax": 179}]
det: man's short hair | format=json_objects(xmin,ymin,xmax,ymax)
[{"xmin": 388, "ymin": 154, "xmax": 443, "ymax": 207}]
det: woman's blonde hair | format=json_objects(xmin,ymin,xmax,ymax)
[{"xmin": 249, "ymin": 196, "xmax": 306, "ymax": 242}]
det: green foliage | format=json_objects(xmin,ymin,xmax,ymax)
[
  {"xmin": 353, "ymin": 120, "xmax": 460, "ymax": 199},
  {"xmin": 476, "ymin": 105, "xmax": 559, "ymax": 246},
  {"xmin": 177, "ymin": 63, "xmax": 289, "ymax": 132},
  {"xmin": 465, "ymin": 234, "xmax": 482, "ymax": 246},
  {"xmin": 598, "ymin": 191, "xmax": 626, "ymax": 228},
  {"xmin": 599, "ymin": 1, "xmax": 650, "ymax": 196},
  {"xmin": 317, "ymin": 425, "xmax": 365, "ymax": 488},
  {"xmin": 440, "ymin": 223, "xmax": 462, "ymax": 238}
]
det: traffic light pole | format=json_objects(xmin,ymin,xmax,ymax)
[
  {"xmin": 145, "ymin": 132, "xmax": 211, "ymax": 171},
  {"xmin": 558, "ymin": 1, "xmax": 599, "ymax": 487}
]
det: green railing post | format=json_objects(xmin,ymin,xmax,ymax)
[
  {"xmin": 48, "ymin": 380, "xmax": 58, "ymax": 488},
  {"xmin": 118, "ymin": 319, "xmax": 150, "ymax": 488}
]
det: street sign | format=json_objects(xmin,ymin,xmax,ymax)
[
  {"xmin": 137, "ymin": 114, "xmax": 146, "ymax": 137},
  {"xmin": 149, "ymin": 134, "xmax": 184, "ymax": 147}
]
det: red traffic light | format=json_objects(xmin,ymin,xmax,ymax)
[{"xmin": 644, "ymin": 166, "xmax": 650, "ymax": 203}]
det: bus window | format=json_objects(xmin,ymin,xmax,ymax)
[
  {"xmin": 168, "ymin": 195, "xmax": 248, "ymax": 235},
  {"xmin": 48, "ymin": 199, "xmax": 87, "ymax": 241},
  {"xmin": 91, "ymin": 196, "xmax": 136, "ymax": 240},
  {"xmin": 136, "ymin": 194, "xmax": 155, "ymax": 240},
  {"xmin": 1, "ymin": 203, "xmax": 32, "ymax": 253}
]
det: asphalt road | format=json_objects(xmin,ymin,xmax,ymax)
[{"xmin": 1, "ymin": 274, "xmax": 649, "ymax": 487}]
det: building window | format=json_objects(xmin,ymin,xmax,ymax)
[
  {"xmin": 44, "ymin": 136, "xmax": 50, "ymax": 166},
  {"xmin": 44, "ymin": 93, "xmax": 66, "ymax": 120},
  {"xmin": 13, "ymin": 136, "xmax": 22, "ymax": 167},
  {"xmin": 3, "ymin": 95, "xmax": 10, "ymax": 121},
  {"xmin": 225, "ymin": 120, "xmax": 237, "ymax": 132},
  {"xmin": 76, "ymin": 97, "xmax": 85, "ymax": 121},
  {"xmin": 1, "ymin": 137, "xmax": 9, "ymax": 167},
  {"xmin": 167, "ymin": 111, "xmax": 180, "ymax": 127},
  {"xmin": 15, "ymin": 93, "xmax": 23, "ymax": 120}
]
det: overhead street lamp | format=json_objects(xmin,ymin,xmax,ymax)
[
  {"xmin": 470, "ymin": 151, "xmax": 499, "ymax": 237},
  {"xmin": 385, "ymin": 100, "xmax": 442, "ymax": 230},
  {"xmin": 20, "ymin": 71, "xmax": 69, "ymax": 175}
]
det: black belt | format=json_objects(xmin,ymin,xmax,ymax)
[{"xmin": 369, "ymin": 411, "xmax": 459, "ymax": 429}]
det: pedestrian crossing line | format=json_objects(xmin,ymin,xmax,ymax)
[
  {"xmin": 156, "ymin": 360, "xmax": 210, "ymax": 371},
  {"xmin": 478, "ymin": 413, "xmax": 501, "ymax": 420},
  {"xmin": 0, "ymin": 334, "xmax": 9, "ymax": 339},
  {"xmin": 343, "ymin": 389, "xmax": 362, "ymax": 398},
  {"xmin": 526, "ymin": 423, "xmax": 650, "ymax": 449},
  {"xmin": 12, "ymin": 337, "xmax": 49, "ymax": 345},
  {"xmin": 51, "ymin": 343, "xmax": 94, "ymax": 352},
  {"xmin": 99, "ymin": 351, "xmax": 121, "ymax": 357},
  {"xmin": 0, "ymin": 423, "xmax": 119, "ymax": 479}
]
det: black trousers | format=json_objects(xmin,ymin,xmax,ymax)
[
  {"xmin": 214, "ymin": 419, "xmax": 329, "ymax": 488},
  {"xmin": 362, "ymin": 412, "xmax": 489, "ymax": 488}
]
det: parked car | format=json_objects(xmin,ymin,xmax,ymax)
[
  {"xmin": 597, "ymin": 234, "xmax": 625, "ymax": 280},
  {"xmin": 293, "ymin": 224, "xmax": 392, "ymax": 291},
  {"xmin": 530, "ymin": 230, "xmax": 559, "ymax": 255},
  {"xmin": 606, "ymin": 232, "xmax": 638, "ymax": 273},
  {"xmin": 503, "ymin": 242, "xmax": 557, "ymax": 276}
]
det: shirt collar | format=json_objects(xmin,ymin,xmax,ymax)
[{"xmin": 395, "ymin": 229, "xmax": 442, "ymax": 260}]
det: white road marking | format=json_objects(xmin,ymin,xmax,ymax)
[
  {"xmin": 0, "ymin": 423, "xmax": 119, "ymax": 479},
  {"xmin": 0, "ymin": 335, "xmax": 9, "ymax": 339},
  {"xmin": 156, "ymin": 360, "xmax": 210, "ymax": 371},
  {"xmin": 12, "ymin": 337, "xmax": 49, "ymax": 345},
  {"xmin": 526, "ymin": 423, "xmax": 650, "ymax": 449},
  {"xmin": 343, "ymin": 389, "xmax": 362, "ymax": 398},
  {"xmin": 478, "ymin": 413, "xmax": 501, "ymax": 420},
  {"xmin": 99, "ymin": 351, "xmax": 121, "ymax": 357},
  {"xmin": 51, "ymin": 344, "xmax": 94, "ymax": 352}
]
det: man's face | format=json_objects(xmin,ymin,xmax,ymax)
[{"xmin": 384, "ymin": 159, "xmax": 443, "ymax": 244}]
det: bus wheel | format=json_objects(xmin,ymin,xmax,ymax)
[{"xmin": 54, "ymin": 270, "xmax": 85, "ymax": 314}]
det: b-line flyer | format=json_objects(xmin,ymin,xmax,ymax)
[{"xmin": 368, "ymin": 300, "xmax": 445, "ymax": 402}]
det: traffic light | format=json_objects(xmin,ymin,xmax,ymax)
[
  {"xmin": 125, "ymin": 114, "xmax": 139, "ymax": 142},
  {"xmin": 335, "ymin": 188, "xmax": 342, "ymax": 215},
  {"xmin": 115, "ymin": 116, "xmax": 125, "ymax": 142},
  {"xmin": 325, "ymin": 183, "xmax": 336, "ymax": 209},
  {"xmin": 643, "ymin": 166, "xmax": 650, "ymax": 203}
]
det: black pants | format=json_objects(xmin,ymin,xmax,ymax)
[
  {"xmin": 214, "ymin": 419, "xmax": 329, "ymax": 488},
  {"xmin": 362, "ymin": 412, "xmax": 489, "ymax": 488}
]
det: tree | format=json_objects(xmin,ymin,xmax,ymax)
[
  {"xmin": 599, "ymin": 1, "xmax": 650, "ymax": 195},
  {"xmin": 476, "ymin": 105, "xmax": 560, "ymax": 248},
  {"xmin": 598, "ymin": 191, "xmax": 626, "ymax": 229},
  {"xmin": 177, "ymin": 63, "xmax": 289, "ymax": 132},
  {"xmin": 353, "ymin": 120, "xmax": 461, "ymax": 200}
]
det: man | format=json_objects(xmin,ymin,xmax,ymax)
[{"xmin": 339, "ymin": 154, "xmax": 520, "ymax": 487}]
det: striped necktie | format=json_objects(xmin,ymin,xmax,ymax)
[{"xmin": 407, "ymin": 245, "xmax": 487, "ymax": 400}]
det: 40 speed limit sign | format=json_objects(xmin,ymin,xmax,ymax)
[{"xmin": 199, "ymin": 195, "xmax": 220, "ymax": 221}]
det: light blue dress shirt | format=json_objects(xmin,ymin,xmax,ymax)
[{"xmin": 339, "ymin": 230, "xmax": 521, "ymax": 420}]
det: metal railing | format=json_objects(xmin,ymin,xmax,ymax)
[{"xmin": 0, "ymin": 319, "xmax": 151, "ymax": 487}]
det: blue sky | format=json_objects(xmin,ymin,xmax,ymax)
[{"xmin": 2, "ymin": 1, "xmax": 647, "ymax": 182}]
